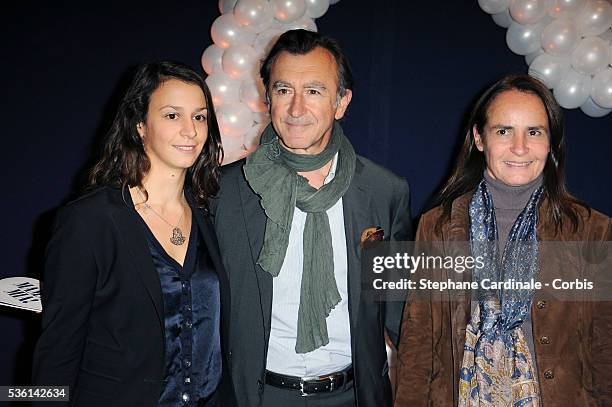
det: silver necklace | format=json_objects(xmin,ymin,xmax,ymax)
[{"xmin": 137, "ymin": 189, "xmax": 186, "ymax": 246}]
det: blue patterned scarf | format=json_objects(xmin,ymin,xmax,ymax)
[{"xmin": 459, "ymin": 179, "xmax": 544, "ymax": 406}]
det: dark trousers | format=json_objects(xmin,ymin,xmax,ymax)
[{"xmin": 261, "ymin": 381, "xmax": 355, "ymax": 407}]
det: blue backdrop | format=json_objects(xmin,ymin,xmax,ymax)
[{"xmin": 1, "ymin": 0, "xmax": 610, "ymax": 387}]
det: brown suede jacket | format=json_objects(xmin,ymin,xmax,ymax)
[{"xmin": 394, "ymin": 192, "xmax": 611, "ymax": 407}]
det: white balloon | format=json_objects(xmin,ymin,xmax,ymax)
[
  {"xmin": 506, "ymin": 21, "xmax": 546, "ymax": 55},
  {"xmin": 554, "ymin": 68, "xmax": 592, "ymax": 108},
  {"xmin": 547, "ymin": 0, "xmax": 586, "ymax": 18},
  {"xmin": 253, "ymin": 28, "xmax": 283, "ymax": 55},
  {"xmin": 206, "ymin": 71, "xmax": 242, "ymax": 107},
  {"xmin": 478, "ymin": 0, "xmax": 511, "ymax": 14},
  {"xmin": 571, "ymin": 36, "xmax": 610, "ymax": 75},
  {"xmin": 541, "ymin": 18, "xmax": 580, "ymax": 56},
  {"xmin": 217, "ymin": 102, "xmax": 255, "ymax": 138},
  {"xmin": 222, "ymin": 44, "xmax": 259, "ymax": 80},
  {"xmin": 305, "ymin": 0, "xmax": 330, "ymax": 18},
  {"xmin": 600, "ymin": 28, "xmax": 612, "ymax": 44},
  {"xmin": 591, "ymin": 68, "xmax": 612, "ymax": 108},
  {"xmin": 509, "ymin": 0, "xmax": 547, "ymax": 24},
  {"xmin": 234, "ymin": 0, "xmax": 274, "ymax": 33},
  {"xmin": 610, "ymin": 43, "xmax": 612, "ymax": 66},
  {"xmin": 525, "ymin": 48, "xmax": 545, "ymax": 65},
  {"xmin": 253, "ymin": 111, "xmax": 271, "ymax": 123},
  {"xmin": 574, "ymin": 0, "xmax": 612, "ymax": 37},
  {"xmin": 219, "ymin": 0, "xmax": 238, "ymax": 14},
  {"xmin": 244, "ymin": 120, "xmax": 269, "ymax": 151},
  {"xmin": 492, "ymin": 8, "xmax": 513, "ymax": 28},
  {"xmin": 529, "ymin": 53, "xmax": 570, "ymax": 88},
  {"xmin": 240, "ymin": 79, "xmax": 268, "ymax": 113},
  {"xmin": 580, "ymin": 96, "xmax": 612, "ymax": 116},
  {"xmin": 253, "ymin": 28, "xmax": 284, "ymax": 59},
  {"xmin": 271, "ymin": 0, "xmax": 307, "ymax": 23},
  {"xmin": 211, "ymin": 14, "xmax": 256, "ymax": 49},
  {"xmin": 201, "ymin": 45, "xmax": 224, "ymax": 75},
  {"xmin": 221, "ymin": 133, "xmax": 248, "ymax": 165}
]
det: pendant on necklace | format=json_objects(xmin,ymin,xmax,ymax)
[{"xmin": 170, "ymin": 227, "xmax": 186, "ymax": 246}]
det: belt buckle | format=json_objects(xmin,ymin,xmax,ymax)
[
  {"xmin": 299, "ymin": 374, "xmax": 336, "ymax": 397},
  {"xmin": 299, "ymin": 375, "xmax": 320, "ymax": 397}
]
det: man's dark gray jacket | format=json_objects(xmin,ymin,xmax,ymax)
[{"xmin": 211, "ymin": 155, "xmax": 412, "ymax": 406}]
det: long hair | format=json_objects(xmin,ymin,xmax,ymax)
[
  {"xmin": 435, "ymin": 74, "xmax": 587, "ymax": 233},
  {"xmin": 88, "ymin": 61, "xmax": 222, "ymax": 207}
]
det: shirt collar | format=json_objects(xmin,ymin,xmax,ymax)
[{"xmin": 323, "ymin": 152, "xmax": 339, "ymax": 185}]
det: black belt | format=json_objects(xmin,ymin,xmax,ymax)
[{"xmin": 265, "ymin": 366, "xmax": 353, "ymax": 396}]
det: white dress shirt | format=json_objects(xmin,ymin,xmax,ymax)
[{"xmin": 265, "ymin": 153, "xmax": 352, "ymax": 377}]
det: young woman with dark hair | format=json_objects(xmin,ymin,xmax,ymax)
[{"xmin": 33, "ymin": 61, "xmax": 234, "ymax": 407}]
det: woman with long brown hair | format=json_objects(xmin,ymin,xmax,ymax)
[
  {"xmin": 395, "ymin": 74, "xmax": 611, "ymax": 406},
  {"xmin": 33, "ymin": 61, "xmax": 233, "ymax": 406}
]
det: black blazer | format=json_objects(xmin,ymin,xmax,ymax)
[
  {"xmin": 32, "ymin": 186, "xmax": 233, "ymax": 406},
  {"xmin": 211, "ymin": 156, "xmax": 413, "ymax": 407}
]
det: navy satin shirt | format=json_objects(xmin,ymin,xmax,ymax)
[{"xmin": 140, "ymin": 215, "xmax": 222, "ymax": 406}]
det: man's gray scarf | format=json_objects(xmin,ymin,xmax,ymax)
[{"xmin": 243, "ymin": 121, "xmax": 356, "ymax": 353}]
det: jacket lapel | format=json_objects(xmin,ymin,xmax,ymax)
[
  {"xmin": 191, "ymin": 200, "xmax": 232, "ymax": 347},
  {"xmin": 343, "ymin": 159, "xmax": 374, "ymax": 329},
  {"xmin": 237, "ymin": 168, "xmax": 273, "ymax": 333},
  {"xmin": 187, "ymin": 196, "xmax": 226, "ymax": 282},
  {"xmin": 445, "ymin": 193, "xmax": 472, "ymax": 379},
  {"xmin": 110, "ymin": 190, "xmax": 164, "ymax": 333}
]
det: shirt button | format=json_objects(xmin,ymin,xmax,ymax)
[
  {"xmin": 537, "ymin": 300, "xmax": 547, "ymax": 309},
  {"xmin": 184, "ymin": 359, "xmax": 191, "ymax": 368},
  {"xmin": 544, "ymin": 370, "xmax": 554, "ymax": 379},
  {"xmin": 182, "ymin": 392, "xmax": 190, "ymax": 403},
  {"xmin": 184, "ymin": 320, "xmax": 193, "ymax": 329},
  {"xmin": 184, "ymin": 377, "xmax": 191, "ymax": 384},
  {"xmin": 540, "ymin": 336, "xmax": 550, "ymax": 345}
]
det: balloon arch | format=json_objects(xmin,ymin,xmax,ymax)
[
  {"xmin": 204, "ymin": 1, "xmax": 612, "ymax": 163},
  {"xmin": 479, "ymin": 0, "xmax": 612, "ymax": 118}
]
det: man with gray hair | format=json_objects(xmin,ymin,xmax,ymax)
[{"xmin": 212, "ymin": 29, "xmax": 412, "ymax": 406}]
